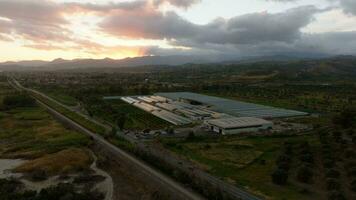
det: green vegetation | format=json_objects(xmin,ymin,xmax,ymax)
[
  {"xmin": 2, "ymin": 93, "xmax": 36, "ymax": 110},
  {"xmin": 15, "ymin": 148, "xmax": 92, "ymax": 176},
  {"xmin": 11, "ymin": 56, "xmax": 356, "ymax": 200},
  {"xmin": 30, "ymin": 92, "xmax": 106, "ymax": 135},
  {"xmin": 92, "ymin": 99, "xmax": 171, "ymax": 130},
  {"xmin": 0, "ymin": 80, "xmax": 91, "ymax": 174},
  {"xmin": 46, "ymin": 91, "xmax": 78, "ymax": 106},
  {"xmin": 161, "ymin": 134, "xmax": 320, "ymax": 199},
  {"xmin": 0, "ymin": 179, "xmax": 103, "ymax": 200}
]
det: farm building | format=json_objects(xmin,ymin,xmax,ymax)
[
  {"xmin": 156, "ymin": 92, "xmax": 308, "ymax": 118},
  {"xmin": 204, "ymin": 117, "xmax": 273, "ymax": 135}
]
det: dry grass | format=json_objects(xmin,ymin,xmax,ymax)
[{"xmin": 15, "ymin": 148, "xmax": 92, "ymax": 176}]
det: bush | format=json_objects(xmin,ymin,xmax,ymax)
[
  {"xmin": 297, "ymin": 166, "xmax": 314, "ymax": 183},
  {"xmin": 344, "ymin": 161, "xmax": 356, "ymax": 170},
  {"xmin": 344, "ymin": 149, "xmax": 355, "ymax": 159},
  {"xmin": 277, "ymin": 161, "xmax": 290, "ymax": 171},
  {"xmin": 2, "ymin": 94, "xmax": 36, "ymax": 109},
  {"xmin": 347, "ymin": 167, "xmax": 356, "ymax": 177},
  {"xmin": 30, "ymin": 169, "xmax": 48, "ymax": 182},
  {"xmin": 276, "ymin": 154, "xmax": 291, "ymax": 164},
  {"xmin": 271, "ymin": 168, "xmax": 288, "ymax": 185},
  {"xmin": 185, "ymin": 131, "xmax": 196, "ymax": 141},
  {"xmin": 326, "ymin": 179, "xmax": 341, "ymax": 191},
  {"xmin": 332, "ymin": 108, "xmax": 356, "ymax": 128},
  {"xmin": 326, "ymin": 169, "xmax": 340, "ymax": 179},
  {"xmin": 300, "ymin": 153, "xmax": 314, "ymax": 164},
  {"xmin": 323, "ymin": 159, "xmax": 335, "ymax": 169},
  {"xmin": 328, "ymin": 191, "xmax": 346, "ymax": 200},
  {"xmin": 351, "ymin": 179, "xmax": 356, "ymax": 192}
]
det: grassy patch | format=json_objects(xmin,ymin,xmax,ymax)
[
  {"xmin": 100, "ymin": 99, "xmax": 171, "ymax": 130},
  {"xmin": 46, "ymin": 91, "xmax": 78, "ymax": 106},
  {"xmin": 161, "ymin": 134, "xmax": 320, "ymax": 200},
  {"xmin": 0, "ymin": 101, "xmax": 90, "ymax": 159},
  {"xmin": 15, "ymin": 148, "xmax": 92, "ymax": 176},
  {"xmin": 31, "ymin": 92, "xmax": 107, "ymax": 135}
]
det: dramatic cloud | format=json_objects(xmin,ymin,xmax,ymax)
[
  {"xmin": 0, "ymin": 0, "xmax": 70, "ymax": 42},
  {"xmin": 339, "ymin": 0, "xmax": 356, "ymax": 15},
  {"xmin": 153, "ymin": 0, "xmax": 201, "ymax": 8},
  {"xmin": 0, "ymin": 0, "xmax": 355, "ymax": 61},
  {"xmin": 100, "ymin": 5, "xmax": 320, "ymax": 45}
]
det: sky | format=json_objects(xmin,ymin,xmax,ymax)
[{"xmin": 0, "ymin": 0, "xmax": 356, "ymax": 61}]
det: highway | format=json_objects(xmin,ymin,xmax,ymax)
[{"xmin": 8, "ymin": 77, "xmax": 204, "ymax": 200}]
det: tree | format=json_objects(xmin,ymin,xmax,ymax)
[
  {"xmin": 111, "ymin": 127, "xmax": 117, "ymax": 136},
  {"xmin": 326, "ymin": 178, "xmax": 340, "ymax": 191},
  {"xmin": 2, "ymin": 94, "xmax": 36, "ymax": 109},
  {"xmin": 326, "ymin": 169, "xmax": 340, "ymax": 179},
  {"xmin": 185, "ymin": 131, "xmax": 196, "ymax": 141},
  {"xmin": 297, "ymin": 165, "xmax": 314, "ymax": 183},
  {"xmin": 300, "ymin": 153, "xmax": 314, "ymax": 164},
  {"xmin": 271, "ymin": 168, "xmax": 288, "ymax": 185},
  {"xmin": 116, "ymin": 113, "xmax": 127, "ymax": 130},
  {"xmin": 328, "ymin": 191, "xmax": 346, "ymax": 200},
  {"xmin": 351, "ymin": 179, "xmax": 356, "ymax": 192},
  {"xmin": 332, "ymin": 108, "xmax": 356, "ymax": 128}
]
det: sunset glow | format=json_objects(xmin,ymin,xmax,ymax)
[{"xmin": 0, "ymin": 0, "xmax": 356, "ymax": 61}]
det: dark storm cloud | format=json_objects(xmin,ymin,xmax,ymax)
[
  {"xmin": 146, "ymin": 30, "xmax": 356, "ymax": 57},
  {"xmin": 339, "ymin": 0, "xmax": 356, "ymax": 15},
  {"xmin": 0, "ymin": 0, "xmax": 355, "ymax": 57},
  {"xmin": 153, "ymin": 0, "xmax": 201, "ymax": 8},
  {"xmin": 100, "ymin": 5, "xmax": 319, "ymax": 45}
]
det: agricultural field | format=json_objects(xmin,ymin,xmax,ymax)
[
  {"xmin": 0, "ymin": 79, "xmax": 107, "ymax": 200},
  {"xmin": 84, "ymin": 98, "xmax": 172, "ymax": 130},
  {"xmin": 41, "ymin": 89, "xmax": 78, "ymax": 106},
  {"xmin": 161, "ymin": 134, "xmax": 320, "ymax": 200}
]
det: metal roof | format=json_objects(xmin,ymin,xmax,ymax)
[
  {"xmin": 155, "ymin": 92, "xmax": 308, "ymax": 118},
  {"xmin": 205, "ymin": 117, "xmax": 272, "ymax": 129}
]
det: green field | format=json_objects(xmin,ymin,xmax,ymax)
[
  {"xmin": 94, "ymin": 99, "xmax": 171, "ymax": 130},
  {"xmin": 161, "ymin": 134, "xmax": 322, "ymax": 200},
  {"xmin": 31, "ymin": 92, "xmax": 107, "ymax": 135},
  {"xmin": 46, "ymin": 91, "xmax": 78, "ymax": 106},
  {"xmin": 0, "ymin": 80, "xmax": 92, "ymax": 175}
]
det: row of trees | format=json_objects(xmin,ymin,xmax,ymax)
[
  {"xmin": 271, "ymin": 141, "xmax": 315, "ymax": 186},
  {"xmin": 1, "ymin": 93, "xmax": 36, "ymax": 110}
]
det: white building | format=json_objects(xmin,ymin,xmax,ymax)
[{"xmin": 204, "ymin": 117, "xmax": 273, "ymax": 135}]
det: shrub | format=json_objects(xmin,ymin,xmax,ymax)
[
  {"xmin": 276, "ymin": 154, "xmax": 291, "ymax": 165},
  {"xmin": 332, "ymin": 108, "xmax": 356, "ymax": 128},
  {"xmin": 185, "ymin": 131, "xmax": 196, "ymax": 141},
  {"xmin": 344, "ymin": 149, "xmax": 355, "ymax": 159},
  {"xmin": 351, "ymin": 179, "xmax": 356, "ymax": 192},
  {"xmin": 328, "ymin": 191, "xmax": 346, "ymax": 200},
  {"xmin": 30, "ymin": 169, "xmax": 48, "ymax": 182},
  {"xmin": 2, "ymin": 94, "xmax": 36, "ymax": 109},
  {"xmin": 271, "ymin": 168, "xmax": 288, "ymax": 185},
  {"xmin": 277, "ymin": 161, "xmax": 290, "ymax": 171},
  {"xmin": 326, "ymin": 179, "xmax": 341, "ymax": 191},
  {"xmin": 323, "ymin": 159, "xmax": 335, "ymax": 169},
  {"xmin": 344, "ymin": 161, "xmax": 356, "ymax": 170},
  {"xmin": 347, "ymin": 167, "xmax": 356, "ymax": 177},
  {"xmin": 297, "ymin": 165, "xmax": 314, "ymax": 184},
  {"xmin": 326, "ymin": 169, "xmax": 340, "ymax": 179},
  {"xmin": 300, "ymin": 153, "xmax": 314, "ymax": 164}
]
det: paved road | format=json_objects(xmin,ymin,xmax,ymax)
[{"xmin": 8, "ymin": 77, "xmax": 204, "ymax": 200}]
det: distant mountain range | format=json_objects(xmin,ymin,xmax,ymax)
[{"xmin": 0, "ymin": 53, "xmax": 342, "ymax": 71}]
